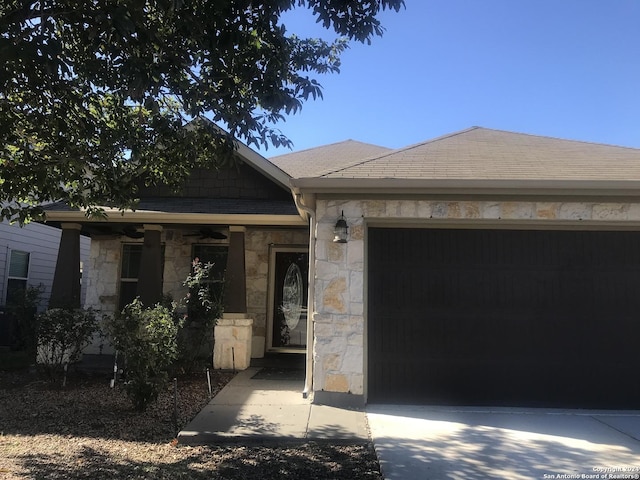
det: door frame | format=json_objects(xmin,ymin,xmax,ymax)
[{"xmin": 266, "ymin": 244, "xmax": 309, "ymax": 353}]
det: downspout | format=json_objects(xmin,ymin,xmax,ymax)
[{"xmin": 294, "ymin": 193, "xmax": 316, "ymax": 399}]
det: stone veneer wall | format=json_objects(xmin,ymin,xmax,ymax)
[
  {"xmin": 83, "ymin": 226, "xmax": 307, "ymax": 356},
  {"xmin": 312, "ymin": 199, "xmax": 640, "ymax": 404}
]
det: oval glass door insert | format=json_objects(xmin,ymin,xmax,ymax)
[{"xmin": 281, "ymin": 262, "xmax": 303, "ymax": 330}]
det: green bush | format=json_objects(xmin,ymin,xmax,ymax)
[
  {"xmin": 106, "ymin": 299, "xmax": 181, "ymax": 411},
  {"xmin": 36, "ymin": 307, "xmax": 98, "ymax": 380},
  {"xmin": 178, "ymin": 259, "xmax": 224, "ymax": 371},
  {"xmin": 6, "ymin": 284, "xmax": 44, "ymax": 353}
]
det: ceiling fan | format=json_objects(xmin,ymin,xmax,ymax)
[
  {"xmin": 86, "ymin": 225, "xmax": 144, "ymax": 239},
  {"xmin": 183, "ymin": 228, "xmax": 227, "ymax": 240}
]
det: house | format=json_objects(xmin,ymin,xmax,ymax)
[
  {"xmin": 43, "ymin": 127, "xmax": 640, "ymax": 409},
  {"xmin": 0, "ymin": 221, "xmax": 90, "ymax": 347}
]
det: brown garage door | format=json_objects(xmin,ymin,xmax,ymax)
[{"xmin": 368, "ymin": 227, "xmax": 640, "ymax": 408}]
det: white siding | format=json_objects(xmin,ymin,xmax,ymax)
[{"xmin": 0, "ymin": 222, "xmax": 90, "ymax": 308}]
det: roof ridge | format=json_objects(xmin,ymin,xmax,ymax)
[
  {"xmin": 478, "ymin": 127, "xmax": 640, "ymax": 151},
  {"xmin": 319, "ymin": 127, "xmax": 482, "ymax": 177},
  {"xmin": 319, "ymin": 127, "xmax": 640, "ymax": 178},
  {"xmin": 268, "ymin": 139, "xmax": 389, "ymax": 160}
]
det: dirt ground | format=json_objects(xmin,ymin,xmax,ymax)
[{"xmin": 0, "ymin": 367, "xmax": 382, "ymax": 479}]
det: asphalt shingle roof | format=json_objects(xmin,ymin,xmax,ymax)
[
  {"xmin": 269, "ymin": 139, "xmax": 392, "ymax": 178},
  {"xmin": 318, "ymin": 127, "xmax": 640, "ymax": 181}
]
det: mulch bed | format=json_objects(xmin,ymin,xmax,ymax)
[{"xmin": 0, "ymin": 367, "xmax": 382, "ymax": 479}]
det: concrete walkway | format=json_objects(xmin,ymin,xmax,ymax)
[
  {"xmin": 178, "ymin": 367, "xmax": 369, "ymax": 444},
  {"xmin": 179, "ymin": 369, "xmax": 640, "ymax": 479}
]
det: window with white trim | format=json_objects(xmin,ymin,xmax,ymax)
[{"xmin": 6, "ymin": 250, "xmax": 30, "ymax": 305}]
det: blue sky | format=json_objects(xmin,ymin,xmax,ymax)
[{"xmin": 261, "ymin": 0, "xmax": 640, "ymax": 156}]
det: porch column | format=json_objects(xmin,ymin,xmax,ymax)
[
  {"xmin": 137, "ymin": 225, "xmax": 163, "ymax": 307},
  {"xmin": 214, "ymin": 225, "xmax": 252, "ymax": 370},
  {"xmin": 223, "ymin": 226, "xmax": 247, "ymax": 314},
  {"xmin": 49, "ymin": 223, "xmax": 82, "ymax": 309}
]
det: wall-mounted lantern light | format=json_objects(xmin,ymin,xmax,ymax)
[{"xmin": 333, "ymin": 210, "xmax": 349, "ymax": 243}]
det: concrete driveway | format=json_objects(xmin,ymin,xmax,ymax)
[{"xmin": 367, "ymin": 405, "xmax": 640, "ymax": 480}]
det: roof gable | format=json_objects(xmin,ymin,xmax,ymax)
[{"xmin": 137, "ymin": 162, "xmax": 292, "ymax": 202}]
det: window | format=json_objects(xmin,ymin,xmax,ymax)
[
  {"xmin": 189, "ymin": 245, "xmax": 228, "ymax": 319},
  {"xmin": 118, "ymin": 244, "xmax": 165, "ymax": 310},
  {"xmin": 192, "ymin": 245, "xmax": 228, "ymax": 283},
  {"xmin": 6, "ymin": 250, "xmax": 30, "ymax": 305}
]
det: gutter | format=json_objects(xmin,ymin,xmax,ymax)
[
  {"xmin": 293, "ymin": 192, "xmax": 316, "ymax": 399},
  {"xmin": 289, "ymin": 178, "xmax": 640, "ymax": 197}
]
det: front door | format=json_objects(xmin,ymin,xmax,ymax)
[{"xmin": 267, "ymin": 246, "xmax": 308, "ymax": 352}]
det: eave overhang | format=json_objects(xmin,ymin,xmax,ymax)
[
  {"xmin": 235, "ymin": 140, "xmax": 291, "ymax": 191},
  {"xmin": 289, "ymin": 178, "xmax": 640, "ymax": 198},
  {"xmin": 43, "ymin": 209, "xmax": 306, "ymax": 227}
]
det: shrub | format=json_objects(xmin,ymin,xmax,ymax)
[
  {"xmin": 177, "ymin": 259, "xmax": 224, "ymax": 371},
  {"xmin": 106, "ymin": 299, "xmax": 181, "ymax": 411},
  {"xmin": 183, "ymin": 258, "xmax": 223, "ymax": 323},
  {"xmin": 6, "ymin": 284, "xmax": 44, "ymax": 353},
  {"xmin": 36, "ymin": 308, "xmax": 98, "ymax": 380}
]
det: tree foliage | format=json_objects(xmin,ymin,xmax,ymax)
[{"xmin": 0, "ymin": 0, "xmax": 404, "ymax": 223}]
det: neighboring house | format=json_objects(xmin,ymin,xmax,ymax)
[
  {"xmin": 0, "ymin": 221, "xmax": 90, "ymax": 346},
  {"xmin": 43, "ymin": 127, "xmax": 640, "ymax": 409}
]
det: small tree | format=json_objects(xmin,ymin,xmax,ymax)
[
  {"xmin": 106, "ymin": 299, "xmax": 181, "ymax": 411},
  {"xmin": 36, "ymin": 308, "xmax": 98, "ymax": 381}
]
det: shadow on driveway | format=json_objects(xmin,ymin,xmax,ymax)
[{"xmin": 367, "ymin": 405, "xmax": 640, "ymax": 480}]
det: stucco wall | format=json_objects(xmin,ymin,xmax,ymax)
[{"xmin": 313, "ymin": 198, "xmax": 640, "ymax": 402}]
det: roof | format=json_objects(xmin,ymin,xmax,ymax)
[
  {"xmin": 318, "ymin": 127, "xmax": 640, "ymax": 180},
  {"xmin": 289, "ymin": 127, "xmax": 640, "ymax": 197},
  {"xmin": 269, "ymin": 139, "xmax": 392, "ymax": 178}
]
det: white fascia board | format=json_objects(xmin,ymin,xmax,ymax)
[
  {"xmin": 235, "ymin": 141, "xmax": 292, "ymax": 190},
  {"xmin": 204, "ymin": 121, "xmax": 291, "ymax": 190},
  {"xmin": 44, "ymin": 210, "xmax": 306, "ymax": 226},
  {"xmin": 289, "ymin": 178, "xmax": 640, "ymax": 197}
]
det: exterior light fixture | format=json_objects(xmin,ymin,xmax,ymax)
[{"xmin": 333, "ymin": 210, "xmax": 349, "ymax": 243}]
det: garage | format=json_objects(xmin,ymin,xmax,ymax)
[{"xmin": 368, "ymin": 226, "xmax": 640, "ymax": 408}]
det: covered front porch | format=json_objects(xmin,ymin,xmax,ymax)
[
  {"xmin": 42, "ymin": 140, "xmax": 312, "ymax": 367},
  {"xmin": 43, "ymin": 213, "xmax": 309, "ymax": 366}
]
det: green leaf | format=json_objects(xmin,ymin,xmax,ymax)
[{"xmin": 0, "ymin": 0, "xmax": 405, "ymax": 222}]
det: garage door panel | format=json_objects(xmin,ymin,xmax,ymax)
[{"xmin": 368, "ymin": 227, "xmax": 640, "ymax": 408}]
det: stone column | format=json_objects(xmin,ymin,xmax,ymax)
[
  {"xmin": 136, "ymin": 225, "xmax": 163, "ymax": 307},
  {"xmin": 49, "ymin": 223, "xmax": 82, "ymax": 309},
  {"xmin": 214, "ymin": 226, "xmax": 252, "ymax": 370}
]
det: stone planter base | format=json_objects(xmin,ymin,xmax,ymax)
[{"xmin": 213, "ymin": 315, "xmax": 253, "ymax": 370}]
